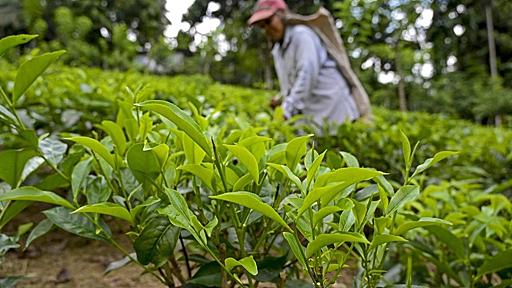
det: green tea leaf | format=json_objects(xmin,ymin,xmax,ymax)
[
  {"xmin": 204, "ymin": 216, "xmax": 218, "ymax": 237},
  {"xmin": 477, "ymin": 250, "xmax": 512, "ymax": 277},
  {"xmin": 306, "ymin": 150, "xmax": 326, "ymax": 189},
  {"xmin": 368, "ymin": 234, "xmax": 407, "ymax": 251},
  {"xmin": 0, "ymin": 201, "xmax": 32, "ymax": 229},
  {"xmin": 313, "ymin": 206, "xmax": 342, "ymax": 227},
  {"xmin": 425, "ymin": 226, "xmax": 466, "ymax": 259},
  {"xmin": 233, "ymin": 174, "xmax": 253, "ymax": 191},
  {"xmin": 181, "ymin": 132, "xmax": 206, "ymax": 165},
  {"xmin": 283, "ymin": 232, "xmax": 307, "ymax": 266},
  {"xmin": 43, "ymin": 207, "xmax": 110, "ymax": 241},
  {"xmin": 314, "ymin": 167, "xmax": 383, "ymax": 189},
  {"xmin": 13, "ymin": 50, "xmax": 66, "ymax": 104},
  {"xmin": 267, "ymin": 163, "xmax": 303, "ymax": 194},
  {"xmin": 0, "ymin": 186, "xmax": 73, "ymax": 209},
  {"xmin": 386, "ymin": 185, "xmax": 420, "ymax": 215},
  {"xmin": 127, "ymin": 143, "xmax": 161, "ymax": 189},
  {"xmin": 0, "ymin": 149, "xmax": 38, "ymax": 187},
  {"xmin": 411, "ymin": 151, "xmax": 459, "ymax": 178},
  {"xmin": 306, "ymin": 232, "xmax": 369, "ymax": 257},
  {"xmin": 178, "ymin": 164, "xmax": 214, "ymax": 191},
  {"xmin": 67, "ymin": 136, "xmax": 115, "ymax": 168},
  {"xmin": 340, "ymin": 151, "xmax": 359, "ymax": 168},
  {"xmin": 100, "ymin": 120, "xmax": 127, "ymax": 155},
  {"xmin": 225, "ymin": 256, "xmax": 258, "ymax": 275},
  {"xmin": 225, "ymin": 144, "xmax": 259, "ymax": 183},
  {"xmin": 298, "ymin": 182, "xmax": 348, "ymax": 218},
  {"xmin": 0, "ymin": 34, "xmax": 38, "ymax": 56},
  {"xmin": 210, "ymin": 192, "xmax": 291, "ymax": 231},
  {"xmin": 286, "ymin": 134, "xmax": 313, "ymax": 170},
  {"xmin": 137, "ymin": 100, "xmax": 212, "ymax": 157},
  {"xmin": 74, "ymin": 203, "xmax": 133, "ymax": 224},
  {"xmin": 39, "ymin": 137, "xmax": 67, "ymax": 166},
  {"xmin": 400, "ymin": 130, "xmax": 411, "ymax": 169},
  {"xmin": 71, "ymin": 157, "xmax": 92, "ymax": 203},
  {"xmin": 134, "ymin": 216, "xmax": 180, "ymax": 267},
  {"xmin": 395, "ymin": 217, "xmax": 452, "ymax": 235},
  {"xmin": 25, "ymin": 219, "xmax": 53, "ymax": 249}
]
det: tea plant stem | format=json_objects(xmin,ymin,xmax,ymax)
[
  {"xmin": 158, "ymin": 268, "xmax": 175, "ymax": 287},
  {"xmin": 114, "ymin": 169, "xmax": 132, "ymax": 210},
  {"xmin": 179, "ymin": 234, "xmax": 192, "ymax": 278},
  {"xmin": 0, "ymin": 86, "xmax": 25, "ymax": 129},
  {"xmin": 90, "ymin": 152, "xmax": 118, "ymax": 196},
  {"xmin": 292, "ymin": 225, "xmax": 318, "ymax": 287},
  {"xmin": 170, "ymin": 256, "xmax": 186, "ymax": 284},
  {"xmin": 39, "ymin": 154, "xmax": 70, "ymax": 182}
]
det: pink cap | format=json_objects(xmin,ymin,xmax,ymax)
[{"xmin": 248, "ymin": 0, "xmax": 288, "ymax": 25}]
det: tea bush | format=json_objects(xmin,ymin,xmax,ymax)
[{"xmin": 1, "ymin": 35, "xmax": 511, "ymax": 287}]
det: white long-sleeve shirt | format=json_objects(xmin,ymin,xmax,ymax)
[{"xmin": 272, "ymin": 24, "xmax": 359, "ymax": 127}]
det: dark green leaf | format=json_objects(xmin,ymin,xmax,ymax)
[
  {"xmin": 43, "ymin": 207, "xmax": 110, "ymax": 241},
  {"xmin": 25, "ymin": 219, "xmax": 53, "ymax": 249},
  {"xmin": 39, "ymin": 137, "xmax": 67, "ymax": 166},
  {"xmin": 134, "ymin": 216, "xmax": 180, "ymax": 267},
  {"xmin": 127, "ymin": 143, "xmax": 161, "ymax": 189},
  {"xmin": 477, "ymin": 250, "xmax": 512, "ymax": 277},
  {"xmin": 0, "ymin": 149, "xmax": 37, "ymax": 187}
]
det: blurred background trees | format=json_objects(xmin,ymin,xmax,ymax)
[{"xmin": 0, "ymin": 0, "xmax": 510, "ymax": 124}]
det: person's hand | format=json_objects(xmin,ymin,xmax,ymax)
[{"xmin": 270, "ymin": 94, "xmax": 282, "ymax": 109}]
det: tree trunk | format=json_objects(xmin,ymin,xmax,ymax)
[
  {"xmin": 485, "ymin": 0, "xmax": 502, "ymax": 125},
  {"xmin": 395, "ymin": 45, "xmax": 407, "ymax": 111}
]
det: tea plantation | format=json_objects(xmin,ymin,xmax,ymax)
[{"xmin": 1, "ymin": 36, "xmax": 511, "ymax": 288}]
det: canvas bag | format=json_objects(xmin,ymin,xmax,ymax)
[{"xmin": 285, "ymin": 7, "xmax": 373, "ymax": 122}]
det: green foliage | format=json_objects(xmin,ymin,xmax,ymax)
[{"xmin": 0, "ymin": 35, "xmax": 511, "ymax": 287}]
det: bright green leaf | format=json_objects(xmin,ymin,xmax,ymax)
[
  {"xmin": 395, "ymin": 217, "xmax": 452, "ymax": 235},
  {"xmin": 368, "ymin": 234, "xmax": 407, "ymax": 251},
  {"xmin": 67, "ymin": 136, "xmax": 115, "ymax": 168},
  {"xmin": 74, "ymin": 203, "xmax": 133, "ymax": 224},
  {"xmin": 137, "ymin": 100, "xmax": 212, "ymax": 157},
  {"xmin": 210, "ymin": 192, "xmax": 291, "ymax": 231},
  {"xmin": 0, "ymin": 186, "xmax": 73, "ymax": 209},
  {"xmin": 0, "ymin": 34, "xmax": 38, "ymax": 56},
  {"xmin": 286, "ymin": 134, "xmax": 313, "ymax": 170},
  {"xmin": 100, "ymin": 120, "xmax": 127, "ymax": 155},
  {"xmin": 225, "ymin": 256, "xmax": 258, "ymax": 275},
  {"xmin": 13, "ymin": 50, "xmax": 66, "ymax": 104},
  {"xmin": 306, "ymin": 233, "xmax": 369, "ymax": 257},
  {"xmin": 225, "ymin": 144, "xmax": 259, "ymax": 183},
  {"xmin": 267, "ymin": 163, "xmax": 303, "ymax": 193},
  {"xmin": 386, "ymin": 185, "xmax": 420, "ymax": 215}
]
